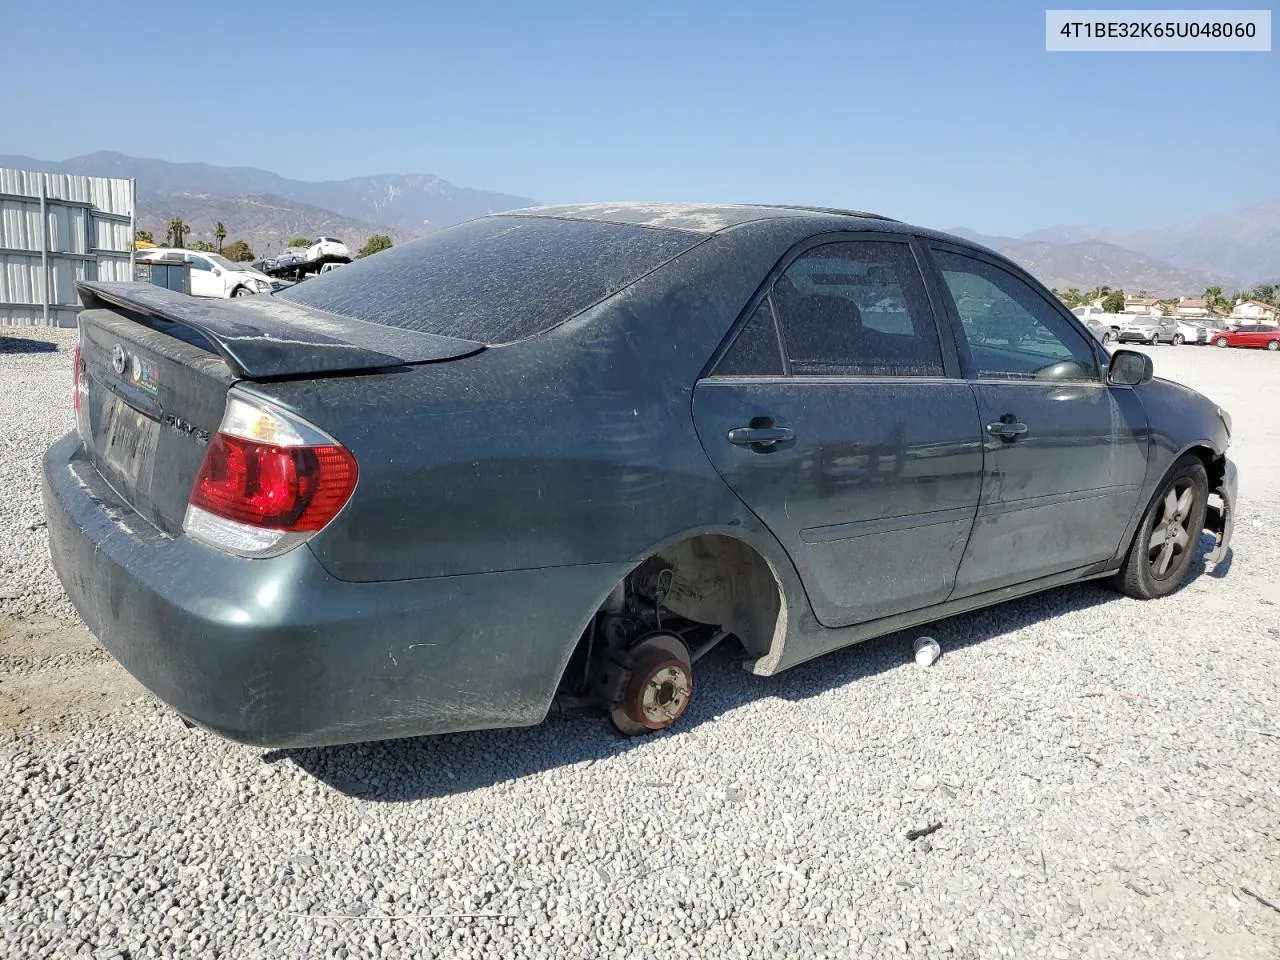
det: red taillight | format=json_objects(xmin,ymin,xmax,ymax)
[
  {"xmin": 190, "ymin": 434, "xmax": 357, "ymax": 532},
  {"xmin": 184, "ymin": 392, "xmax": 358, "ymax": 558}
]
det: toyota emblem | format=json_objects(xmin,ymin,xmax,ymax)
[{"xmin": 111, "ymin": 343, "xmax": 127, "ymax": 376}]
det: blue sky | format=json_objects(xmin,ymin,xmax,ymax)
[{"xmin": 3, "ymin": 1, "xmax": 1275, "ymax": 235}]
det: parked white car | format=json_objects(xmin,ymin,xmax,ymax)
[
  {"xmin": 1173, "ymin": 319, "xmax": 1209, "ymax": 345},
  {"xmin": 137, "ymin": 248, "xmax": 278, "ymax": 298},
  {"xmin": 306, "ymin": 237, "xmax": 350, "ymax": 261},
  {"xmin": 1071, "ymin": 305, "xmax": 1124, "ymax": 332}
]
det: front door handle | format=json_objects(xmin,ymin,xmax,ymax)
[
  {"xmin": 728, "ymin": 425, "xmax": 795, "ymax": 449},
  {"xmin": 986, "ymin": 420, "xmax": 1029, "ymax": 440}
]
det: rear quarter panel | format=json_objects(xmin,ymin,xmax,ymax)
[{"xmin": 248, "ymin": 225, "xmax": 812, "ymax": 583}]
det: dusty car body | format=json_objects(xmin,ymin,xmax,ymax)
[{"xmin": 42, "ymin": 203, "xmax": 1237, "ymax": 747}]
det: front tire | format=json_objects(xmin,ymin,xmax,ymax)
[
  {"xmin": 1172, "ymin": 334, "xmax": 1184, "ymax": 345},
  {"xmin": 231, "ymin": 286, "xmax": 253, "ymax": 298},
  {"xmin": 1113, "ymin": 455, "xmax": 1208, "ymax": 600},
  {"xmin": 1216, "ymin": 337, "xmax": 1229, "ymax": 348}
]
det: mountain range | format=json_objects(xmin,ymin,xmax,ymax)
[
  {"xmin": 950, "ymin": 200, "xmax": 1279, "ymax": 295},
  {"xmin": 0, "ymin": 151, "xmax": 535, "ymax": 235},
  {"xmin": 2, "ymin": 151, "xmax": 1276, "ymax": 294}
]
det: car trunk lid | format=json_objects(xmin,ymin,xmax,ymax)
[
  {"xmin": 78, "ymin": 281, "xmax": 485, "ymax": 379},
  {"xmin": 73, "ymin": 281, "xmax": 485, "ymax": 536}
]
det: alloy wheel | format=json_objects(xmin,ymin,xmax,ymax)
[{"xmin": 1148, "ymin": 481, "xmax": 1195, "ymax": 580}]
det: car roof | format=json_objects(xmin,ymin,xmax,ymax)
[
  {"xmin": 495, "ymin": 201, "xmax": 996, "ymax": 256},
  {"xmin": 499, "ymin": 201, "xmax": 915, "ymax": 235}
]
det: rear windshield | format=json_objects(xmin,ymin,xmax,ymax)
[{"xmin": 276, "ymin": 215, "xmax": 702, "ymax": 344}]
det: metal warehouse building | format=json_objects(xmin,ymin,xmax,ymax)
[{"xmin": 0, "ymin": 166, "xmax": 135, "ymax": 327}]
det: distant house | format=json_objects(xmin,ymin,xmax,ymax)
[
  {"xmin": 1174, "ymin": 297, "xmax": 1212, "ymax": 319},
  {"xmin": 1230, "ymin": 299, "xmax": 1278, "ymax": 322},
  {"xmin": 1123, "ymin": 297, "xmax": 1164, "ymax": 317}
]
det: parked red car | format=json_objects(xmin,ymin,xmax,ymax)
[{"xmin": 1212, "ymin": 324, "xmax": 1280, "ymax": 350}]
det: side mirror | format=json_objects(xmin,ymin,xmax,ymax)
[
  {"xmin": 212, "ymin": 267, "xmax": 221, "ymax": 276},
  {"xmin": 1109, "ymin": 349, "xmax": 1153, "ymax": 386}
]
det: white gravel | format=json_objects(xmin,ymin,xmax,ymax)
[
  {"xmin": 2, "ymin": 331, "xmax": 1279, "ymax": 959},
  {"xmin": 0, "ymin": 328, "xmax": 80, "ymax": 622}
]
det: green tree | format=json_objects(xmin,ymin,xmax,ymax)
[
  {"xmin": 1251, "ymin": 283, "xmax": 1276, "ymax": 305},
  {"xmin": 1101, "ymin": 290, "xmax": 1126, "ymax": 314},
  {"xmin": 1203, "ymin": 285, "xmax": 1224, "ymax": 313},
  {"xmin": 1064, "ymin": 287, "xmax": 1082, "ymax": 307},
  {"xmin": 221, "ymin": 239, "xmax": 255, "ymax": 263},
  {"xmin": 190, "ymin": 240, "xmax": 215, "ymax": 252},
  {"xmin": 165, "ymin": 217, "xmax": 189, "ymax": 248},
  {"xmin": 1136, "ymin": 289, "xmax": 1148, "ymax": 298},
  {"xmin": 214, "ymin": 222, "xmax": 227, "ymax": 253},
  {"xmin": 358, "ymin": 234, "xmax": 393, "ymax": 258},
  {"xmin": 289, "ymin": 235, "xmax": 312, "ymax": 248},
  {"xmin": 135, "ymin": 229, "xmax": 154, "ymax": 244}
]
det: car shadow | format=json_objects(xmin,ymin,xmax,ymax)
[
  {"xmin": 266, "ymin": 578, "xmax": 1133, "ymax": 802},
  {"xmin": 0, "ymin": 335, "xmax": 59, "ymax": 354},
  {"xmin": 1182, "ymin": 530, "xmax": 1233, "ymax": 583}
]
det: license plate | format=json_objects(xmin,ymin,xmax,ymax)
[{"xmin": 99, "ymin": 393, "xmax": 160, "ymax": 491}]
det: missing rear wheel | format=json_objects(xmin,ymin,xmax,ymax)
[{"xmin": 606, "ymin": 632, "xmax": 694, "ymax": 737}]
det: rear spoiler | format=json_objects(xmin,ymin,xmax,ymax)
[{"xmin": 76, "ymin": 281, "xmax": 485, "ymax": 379}]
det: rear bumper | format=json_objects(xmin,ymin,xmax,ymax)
[
  {"xmin": 1204, "ymin": 455, "xmax": 1237, "ymax": 570},
  {"xmin": 42, "ymin": 431, "xmax": 625, "ymax": 747}
]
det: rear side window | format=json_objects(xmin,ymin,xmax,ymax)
[
  {"xmin": 714, "ymin": 300, "xmax": 784, "ymax": 376},
  {"xmin": 769, "ymin": 240, "xmax": 944, "ymax": 377},
  {"xmin": 278, "ymin": 216, "xmax": 702, "ymax": 345}
]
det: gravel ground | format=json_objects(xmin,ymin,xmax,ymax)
[
  {"xmin": 0, "ymin": 328, "xmax": 80, "ymax": 623},
  {"xmin": 2, "ymin": 330, "xmax": 1278, "ymax": 959}
]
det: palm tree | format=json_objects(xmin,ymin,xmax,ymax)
[
  {"xmin": 214, "ymin": 221, "xmax": 227, "ymax": 253},
  {"xmin": 1203, "ymin": 285, "xmax": 1224, "ymax": 313},
  {"xmin": 166, "ymin": 217, "xmax": 189, "ymax": 248}
]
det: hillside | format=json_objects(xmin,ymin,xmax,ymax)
[
  {"xmin": 998, "ymin": 240, "xmax": 1234, "ymax": 297},
  {"xmin": 1016, "ymin": 200, "xmax": 1280, "ymax": 285},
  {"xmin": 135, "ymin": 194, "xmax": 410, "ymax": 260},
  {"xmin": 0, "ymin": 151, "xmax": 537, "ymax": 236}
]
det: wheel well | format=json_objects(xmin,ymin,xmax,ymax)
[
  {"xmin": 555, "ymin": 535, "xmax": 787, "ymax": 698},
  {"xmin": 632, "ymin": 534, "xmax": 785, "ymax": 660},
  {"xmin": 1183, "ymin": 444, "xmax": 1224, "ymax": 491}
]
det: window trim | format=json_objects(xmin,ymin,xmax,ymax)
[
  {"xmin": 703, "ymin": 231, "xmax": 962, "ymax": 381},
  {"xmin": 920, "ymin": 241, "xmax": 1106, "ymax": 384}
]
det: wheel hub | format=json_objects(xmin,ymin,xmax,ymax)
[
  {"xmin": 631, "ymin": 661, "xmax": 692, "ymax": 729},
  {"xmin": 605, "ymin": 631, "xmax": 694, "ymax": 735}
]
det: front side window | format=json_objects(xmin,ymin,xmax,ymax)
[
  {"xmin": 187, "ymin": 255, "xmax": 212, "ymax": 272},
  {"xmin": 933, "ymin": 250, "xmax": 1098, "ymax": 381},
  {"xmin": 768, "ymin": 241, "xmax": 944, "ymax": 377}
]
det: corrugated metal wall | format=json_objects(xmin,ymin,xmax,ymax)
[{"xmin": 0, "ymin": 167, "xmax": 135, "ymax": 327}]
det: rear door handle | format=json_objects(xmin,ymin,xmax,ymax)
[
  {"xmin": 728, "ymin": 426, "xmax": 795, "ymax": 448},
  {"xmin": 986, "ymin": 420, "xmax": 1029, "ymax": 440}
]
